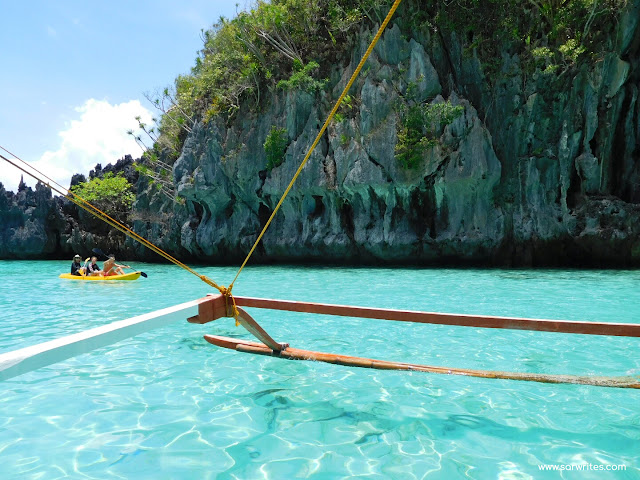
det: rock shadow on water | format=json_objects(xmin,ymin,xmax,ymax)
[
  {"xmin": 433, "ymin": 414, "xmax": 640, "ymax": 455},
  {"xmin": 177, "ymin": 337, "xmax": 207, "ymax": 351}
]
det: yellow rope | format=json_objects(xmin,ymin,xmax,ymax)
[{"xmin": 228, "ymin": 0, "xmax": 404, "ymax": 291}]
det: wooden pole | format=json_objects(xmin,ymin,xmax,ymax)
[
  {"xmin": 228, "ymin": 296, "xmax": 640, "ymax": 337},
  {"xmin": 204, "ymin": 334, "xmax": 640, "ymax": 389},
  {"xmin": 236, "ymin": 307, "xmax": 287, "ymax": 352}
]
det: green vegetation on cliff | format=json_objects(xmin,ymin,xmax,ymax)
[
  {"xmin": 158, "ymin": 0, "xmax": 624, "ymax": 123},
  {"xmin": 430, "ymin": 0, "xmax": 625, "ymax": 75},
  {"xmin": 147, "ymin": 1, "xmax": 387, "ymax": 156},
  {"xmin": 277, "ymin": 60, "xmax": 328, "ymax": 93},
  {"xmin": 137, "ymin": 0, "xmax": 627, "ymax": 189},
  {"xmin": 264, "ymin": 126, "xmax": 289, "ymax": 169},
  {"xmin": 395, "ymin": 100, "xmax": 464, "ymax": 168},
  {"xmin": 140, "ymin": 1, "xmax": 394, "ymax": 167},
  {"xmin": 70, "ymin": 172, "xmax": 135, "ymax": 220}
]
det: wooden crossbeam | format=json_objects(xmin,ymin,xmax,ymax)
[{"xmin": 190, "ymin": 295, "xmax": 640, "ymax": 337}]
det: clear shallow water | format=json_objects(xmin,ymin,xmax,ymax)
[{"xmin": 1, "ymin": 260, "xmax": 639, "ymax": 479}]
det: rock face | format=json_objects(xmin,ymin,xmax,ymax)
[
  {"xmin": 129, "ymin": 0, "xmax": 640, "ymax": 266},
  {"xmin": 3, "ymin": 3, "xmax": 640, "ymax": 266},
  {"xmin": 0, "ymin": 179, "xmax": 63, "ymax": 258},
  {"xmin": 0, "ymin": 156, "xmax": 139, "ymax": 259}
]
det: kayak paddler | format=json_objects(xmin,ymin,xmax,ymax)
[
  {"xmin": 86, "ymin": 256, "xmax": 102, "ymax": 276},
  {"xmin": 102, "ymin": 254, "xmax": 130, "ymax": 277},
  {"xmin": 70, "ymin": 254, "xmax": 84, "ymax": 276}
]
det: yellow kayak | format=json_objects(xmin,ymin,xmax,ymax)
[{"xmin": 59, "ymin": 272, "xmax": 142, "ymax": 281}]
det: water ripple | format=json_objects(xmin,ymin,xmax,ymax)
[{"xmin": 1, "ymin": 261, "xmax": 639, "ymax": 478}]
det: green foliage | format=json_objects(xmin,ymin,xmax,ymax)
[
  {"xmin": 277, "ymin": 60, "xmax": 328, "ymax": 92},
  {"xmin": 333, "ymin": 94, "xmax": 356, "ymax": 125},
  {"xmin": 530, "ymin": 35, "xmax": 586, "ymax": 75},
  {"xmin": 395, "ymin": 101, "xmax": 464, "ymax": 169},
  {"xmin": 326, "ymin": 0, "xmax": 390, "ymax": 32},
  {"xmin": 531, "ymin": 46, "xmax": 556, "ymax": 71},
  {"xmin": 405, "ymin": 78, "xmax": 425, "ymax": 102},
  {"xmin": 416, "ymin": 0, "xmax": 626, "ymax": 79},
  {"xmin": 264, "ymin": 126, "xmax": 289, "ymax": 170},
  {"xmin": 339, "ymin": 93, "xmax": 355, "ymax": 114},
  {"xmin": 70, "ymin": 173, "xmax": 135, "ymax": 218},
  {"xmin": 326, "ymin": 2, "xmax": 361, "ymax": 35},
  {"xmin": 531, "ymin": 46, "xmax": 553, "ymax": 61},
  {"xmin": 144, "ymin": 0, "xmax": 374, "ymax": 157},
  {"xmin": 558, "ymin": 38, "xmax": 586, "ymax": 63}
]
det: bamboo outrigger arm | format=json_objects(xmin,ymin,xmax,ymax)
[
  {"xmin": 188, "ymin": 295, "xmax": 640, "ymax": 389},
  {"xmin": 188, "ymin": 294, "xmax": 640, "ymax": 337},
  {"xmin": 235, "ymin": 307, "xmax": 288, "ymax": 352}
]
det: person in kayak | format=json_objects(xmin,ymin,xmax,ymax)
[
  {"xmin": 70, "ymin": 254, "xmax": 84, "ymax": 276},
  {"xmin": 86, "ymin": 256, "xmax": 102, "ymax": 276},
  {"xmin": 102, "ymin": 254, "xmax": 131, "ymax": 276}
]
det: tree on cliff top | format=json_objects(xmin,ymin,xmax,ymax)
[{"xmin": 70, "ymin": 172, "xmax": 135, "ymax": 221}]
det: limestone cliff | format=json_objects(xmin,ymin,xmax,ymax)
[
  {"xmin": 130, "ymin": 0, "xmax": 640, "ymax": 266},
  {"xmin": 0, "ymin": 179, "xmax": 63, "ymax": 258},
  {"xmin": 0, "ymin": 157, "xmax": 139, "ymax": 259},
  {"xmin": 2, "ymin": 2, "xmax": 639, "ymax": 267}
]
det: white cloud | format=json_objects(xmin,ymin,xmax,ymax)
[{"xmin": 0, "ymin": 99, "xmax": 153, "ymax": 193}]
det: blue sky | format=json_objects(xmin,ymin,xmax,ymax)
[{"xmin": 0, "ymin": 1, "xmax": 245, "ymax": 191}]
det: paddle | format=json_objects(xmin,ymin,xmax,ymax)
[
  {"xmin": 82, "ymin": 257, "xmax": 90, "ymax": 276},
  {"xmin": 91, "ymin": 248, "xmax": 148, "ymax": 278}
]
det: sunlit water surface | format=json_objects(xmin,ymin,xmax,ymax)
[{"xmin": 1, "ymin": 260, "xmax": 639, "ymax": 479}]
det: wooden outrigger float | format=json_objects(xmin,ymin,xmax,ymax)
[{"xmin": 189, "ymin": 294, "xmax": 640, "ymax": 389}]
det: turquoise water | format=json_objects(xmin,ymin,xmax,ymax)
[{"xmin": 1, "ymin": 260, "xmax": 639, "ymax": 479}]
